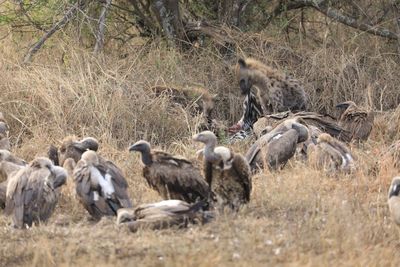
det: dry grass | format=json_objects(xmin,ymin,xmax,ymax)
[{"xmin": 0, "ymin": 29, "xmax": 400, "ymax": 266}]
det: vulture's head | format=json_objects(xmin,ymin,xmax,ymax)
[
  {"xmin": 0, "ymin": 150, "xmax": 26, "ymax": 166},
  {"xmin": 29, "ymin": 157, "xmax": 66, "ymax": 189},
  {"xmin": 0, "ymin": 122, "xmax": 9, "ymax": 139},
  {"xmin": 291, "ymin": 122, "xmax": 309, "ymax": 143},
  {"xmin": 192, "ymin": 131, "xmax": 217, "ymax": 145},
  {"xmin": 81, "ymin": 150, "xmax": 99, "ymax": 166},
  {"xmin": 30, "ymin": 157, "xmax": 54, "ymax": 170},
  {"xmin": 129, "ymin": 140, "xmax": 151, "ymax": 154},
  {"xmin": 0, "ymin": 149, "xmax": 12, "ymax": 162},
  {"xmin": 129, "ymin": 140, "xmax": 152, "ymax": 166},
  {"xmin": 117, "ymin": 208, "xmax": 136, "ymax": 224},
  {"xmin": 389, "ymin": 177, "xmax": 400, "ymax": 199},
  {"xmin": 193, "ymin": 131, "xmax": 222, "ymax": 163},
  {"xmin": 59, "ymin": 136, "xmax": 99, "ymax": 166},
  {"xmin": 336, "ymin": 100, "xmax": 356, "ymax": 110}
]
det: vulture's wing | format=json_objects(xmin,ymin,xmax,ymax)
[
  {"xmin": 341, "ymin": 110, "xmax": 374, "ymax": 140},
  {"xmin": 73, "ymin": 160, "xmax": 107, "ymax": 218},
  {"xmin": 231, "ymin": 154, "xmax": 252, "ymax": 201},
  {"xmin": 295, "ymin": 112, "xmax": 352, "ymax": 142},
  {"xmin": 23, "ymin": 169, "xmax": 51, "ymax": 224},
  {"xmin": 150, "ymin": 153, "xmax": 210, "ymax": 202},
  {"xmin": 266, "ymin": 130, "xmax": 298, "ymax": 169},
  {"xmin": 245, "ymin": 141, "xmax": 262, "ymax": 167},
  {"xmin": 5, "ymin": 168, "xmax": 30, "ymax": 227},
  {"xmin": 98, "ymin": 157, "xmax": 132, "ymax": 208}
]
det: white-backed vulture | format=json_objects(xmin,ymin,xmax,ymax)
[
  {"xmin": 129, "ymin": 141, "xmax": 211, "ymax": 204},
  {"xmin": 0, "ymin": 122, "xmax": 10, "ymax": 151},
  {"xmin": 193, "ymin": 131, "xmax": 251, "ymax": 211},
  {"xmin": 117, "ymin": 200, "xmax": 211, "ymax": 232},
  {"xmin": 73, "ymin": 150, "xmax": 132, "ymax": 220},
  {"xmin": 4, "ymin": 157, "xmax": 67, "ymax": 228},
  {"xmin": 253, "ymin": 111, "xmax": 352, "ymax": 143},
  {"xmin": 336, "ymin": 101, "xmax": 374, "ymax": 142},
  {"xmin": 307, "ymin": 133, "xmax": 355, "ymax": 174},
  {"xmin": 48, "ymin": 136, "xmax": 99, "ymax": 166},
  {"xmin": 388, "ymin": 177, "xmax": 400, "ymax": 226},
  {"xmin": 245, "ymin": 119, "xmax": 309, "ymax": 171}
]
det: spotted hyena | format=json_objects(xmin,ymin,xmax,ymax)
[{"xmin": 236, "ymin": 58, "xmax": 307, "ymax": 114}]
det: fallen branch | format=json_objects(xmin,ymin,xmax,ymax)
[
  {"xmin": 23, "ymin": 2, "xmax": 82, "ymax": 64},
  {"xmin": 94, "ymin": 0, "xmax": 112, "ymax": 54}
]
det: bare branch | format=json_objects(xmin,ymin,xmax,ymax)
[
  {"xmin": 272, "ymin": 0, "xmax": 399, "ymax": 40},
  {"xmin": 311, "ymin": 1, "xmax": 399, "ymax": 40},
  {"xmin": 94, "ymin": 0, "xmax": 112, "ymax": 54},
  {"xmin": 23, "ymin": 2, "xmax": 83, "ymax": 64}
]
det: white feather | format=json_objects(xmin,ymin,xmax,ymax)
[
  {"xmin": 90, "ymin": 166, "xmax": 115, "ymax": 198},
  {"xmin": 93, "ymin": 191, "xmax": 99, "ymax": 201},
  {"xmin": 340, "ymin": 155, "xmax": 348, "ymax": 168},
  {"xmin": 345, "ymin": 153, "xmax": 353, "ymax": 162},
  {"xmin": 272, "ymin": 133, "xmax": 283, "ymax": 140},
  {"xmin": 146, "ymin": 200, "xmax": 185, "ymax": 208},
  {"xmin": 214, "ymin": 146, "xmax": 231, "ymax": 162}
]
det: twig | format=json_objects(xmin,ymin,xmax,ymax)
[{"xmin": 94, "ymin": 0, "xmax": 112, "ymax": 54}]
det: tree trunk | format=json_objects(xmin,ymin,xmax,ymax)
[
  {"xmin": 152, "ymin": 0, "xmax": 185, "ymax": 45},
  {"xmin": 94, "ymin": 0, "xmax": 112, "ymax": 54},
  {"xmin": 218, "ymin": 0, "xmax": 244, "ymax": 27}
]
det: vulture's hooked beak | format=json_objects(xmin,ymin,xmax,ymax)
[
  {"xmin": 128, "ymin": 144, "xmax": 139, "ymax": 152},
  {"xmin": 192, "ymin": 133, "xmax": 201, "ymax": 142}
]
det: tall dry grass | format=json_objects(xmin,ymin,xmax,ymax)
[{"xmin": 0, "ymin": 26, "xmax": 399, "ymax": 266}]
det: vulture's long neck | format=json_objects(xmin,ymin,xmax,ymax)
[
  {"xmin": 204, "ymin": 139, "xmax": 220, "ymax": 163},
  {"xmin": 140, "ymin": 148, "xmax": 153, "ymax": 166}
]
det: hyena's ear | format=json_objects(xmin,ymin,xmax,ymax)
[{"xmin": 238, "ymin": 58, "xmax": 247, "ymax": 68}]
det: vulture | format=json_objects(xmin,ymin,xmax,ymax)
[
  {"xmin": 192, "ymin": 131, "xmax": 251, "ymax": 211},
  {"xmin": 4, "ymin": 157, "xmax": 67, "ymax": 228},
  {"xmin": 388, "ymin": 177, "xmax": 400, "ymax": 226},
  {"xmin": 307, "ymin": 133, "xmax": 355, "ymax": 174},
  {"xmin": 0, "ymin": 150, "xmax": 27, "ymax": 208},
  {"xmin": 253, "ymin": 111, "xmax": 352, "ymax": 143},
  {"xmin": 245, "ymin": 119, "xmax": 309, "ymax": 171},
  {"xmin": 336, "ymin": 101, "xmax": 374, "ymax": 142},
  {"xmin": 48, "ymin": 136, "xmax": 99, "ymax": 166},
  {"xmin": 73, "ymin": 150, "xmax": 132, "ymax": 220},
  {"xmin": 117, "ymin": 200, "xmax": 211, "ymax": 232},
  {"xmin": 0, "ymin": 121, "xmax": 10, "ymax": 151},
  {"xmin": 129, "ymin": 140, "xmax": 211, "ymax": 204}
]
